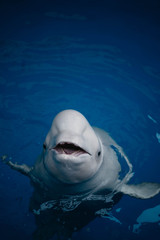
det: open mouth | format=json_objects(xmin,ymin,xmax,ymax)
[{"xmin": 53, "ymin": 142, "xmax": 90, "ymax": 156}]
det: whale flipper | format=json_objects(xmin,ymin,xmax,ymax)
[
  {"xmin": 5, "ymin": 160, "xmax": 32, "ymax": 176},
  {"xmin": 120, "ymin": 182, "xmax": 160, "ymax": 199}
]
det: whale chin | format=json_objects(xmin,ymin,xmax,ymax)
[{"xmin": 53, "ymin": 142, "xmax": 90, "ymax": 156}]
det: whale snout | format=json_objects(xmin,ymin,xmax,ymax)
[{"xmin": 43, "ymin": 110, "xmax": 103, "ymax": 183}]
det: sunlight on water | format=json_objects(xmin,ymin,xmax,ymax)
[{"xmin": 133, "ymin": 204, "xmax": 160, "ymax": 233}]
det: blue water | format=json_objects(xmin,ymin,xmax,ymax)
[{"xmin": 0, "ymin": 0, "xmax": 160, "ymax": 239}]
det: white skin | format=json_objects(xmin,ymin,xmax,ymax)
[
  {"xmin": 30, "ymin": 110, "xmax": 160, "ymax": 198},
  {"xmin": 43, "ymin": 110, "xmax": 103, "ymax": 184},
  {"xmin": 4, "ymin": 109, "xmax": 160, "ymax": 199}
]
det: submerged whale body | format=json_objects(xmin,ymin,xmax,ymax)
[{"xmin": 5, "ymin": 109, "xmax": 160, "ymax": 239}]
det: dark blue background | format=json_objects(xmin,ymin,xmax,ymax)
[{"xmin": 0, "ymin": 0, "xmax": 160, "ymax": 239}]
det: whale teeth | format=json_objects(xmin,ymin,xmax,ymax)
[{"xmin": 53, "ymin": 142, "xmax": 89, "ymax": 156}]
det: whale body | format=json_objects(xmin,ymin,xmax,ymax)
[
  {"xmin": 4, "ymin": 109, "xmax": 160, "ymax": 239},
  {"xmin": 5, "ymin": 109, "xmax": 160, "ymax": 200}
]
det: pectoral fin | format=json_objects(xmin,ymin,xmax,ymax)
[
  {"xmin": 4, "ymin": 160, "xmax": 32, "ymax": 177},
  {"xmin": 120, "ymin": 182, "xmax": 160, "ymax": 199}
]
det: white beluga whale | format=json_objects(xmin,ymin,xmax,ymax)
[
  {"xmin": 4, "ymin": 109, "xmax": 160, "ymax": 200},
  {"xmin": 3, "ymin": 109, "xmax": 160, "ymax": 239}
]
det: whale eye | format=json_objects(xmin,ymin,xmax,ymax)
[
  {"xmin": 98, "ymin": 151, "xmax": 101, "ymax": 156},
  {"xmin": 43, "ymin": 143, "xmax": 47, "ymax": 150}
]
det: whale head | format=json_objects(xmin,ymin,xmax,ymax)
[{"xmin": 43, "ymin": 110, "xmax": 103, "ymax": 184}]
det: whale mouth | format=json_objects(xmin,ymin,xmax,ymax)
[{"xmin": 53, "ymin": 142, "xmax": 90, "ymax": 156}]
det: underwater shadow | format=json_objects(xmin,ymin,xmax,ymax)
[{"xmin": 29, "ymin": 188, "xmax": 122, "ymax": 240}]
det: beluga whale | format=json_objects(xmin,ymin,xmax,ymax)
[{"xmin": 3, "ymin": 109, "xmax": 160, "ymax": 239}]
